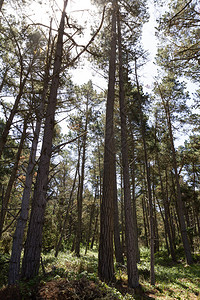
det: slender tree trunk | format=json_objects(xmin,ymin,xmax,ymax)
[
  {"xmin": 161, "ymin": 96, "xmax": 193, "ymax": 265},
  {"xmin": 135, "ymin": 60, "xmax": 155, "ymax": 285},
  {"xmin": 129, "ymin": 126, "xmax": 140, "ymax": 262},
  {"xmin": 90, "ymin": 141, "xmax": 102, "ymax": 250},
  {"xmin": 90, "ymin": 209, "xmax": 99, "ymax": 249},
  {"xmin": 156, "ymin": 197, "xmax": 170, "ymax": 253},
  {"xmin": 157, "ymin": 157, "xmax": 176, "ymax": 261},
  {"xmin": 98, "ymin": 0, "xmax": 117, "ymax": 283},
  {"xmin": 85, "ymin": 200, "xmax": 95, "ymax": 255},
  {"xmin": 165, "ymin": 168, "xmax": 176, "ymax": 250},
  {"xmin": 75, "ymin": 102, "xmax": 88, "ymax": 257},
  {"xmin": 192, "ymin": 163, "xmax": 200, "ymax": 242},
  {"xmin": 8, "ymin": 115, "xmax": 42, "ymax": 284},
  {"xmin": 8, "ymin": 24, "xmax": 53, "ymax": 284},
  {"xmin": 55, "ymin": 159, "xmax": 79, "ymax": 257},
  {"xmin": 0, "ymin": 118, "xmax": 28, "ymax": 239},
  {"xmin": 0, "ymin": 63, "xmax": 33, "ymax": 158},
  {"xmin": 142, "ymin": 194, "xmax": 149, "ymax": 247},
  {"xmin": 152, "ymin": 184, "xmax": 159, "ymax": 253},
  {"xmin": 117, "ymin": 11, "xmax": 139, "ymax": 287},
  {"xmin": 21, "ymin": 1, "xmax": 68, "ymax": 279},
  {"xmin": 120, "ymin": 168, "xmax": 125, "ymax": 253},
  {"xmin": 113, "ymin": 164, "xmax": 124, "ymax": 264}
]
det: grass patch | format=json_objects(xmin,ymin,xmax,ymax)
[
  {"xmin": 138, "ymin": 247, "xmax": 200, "ymax": 299},
  {"xmin": 0, "ymin": 247, "xmax": 199, "ymax": 299}
]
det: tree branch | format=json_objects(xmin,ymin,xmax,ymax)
[
  {"xmin": 169, "ymin": 0, "xmax": 193, "ymax": 27},
  {"xmin": 51, "ymin": 131, "xmax": 87, "ymax": 153}
]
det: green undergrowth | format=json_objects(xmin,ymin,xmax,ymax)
[
  {"xmin": 0, "ymin": 247, "xmax": 199, "ymax": 299},
  {"xmin": 138, "ymin": 247, "xmax": 200, "ymax": 299}
]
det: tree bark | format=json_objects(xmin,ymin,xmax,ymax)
[
  {"xmin": 135, "ymin": 59, "xmax": 155, "ymax": 285},
  {"xmin": 161, "ymin": 95, "xmax": 193, "ymax": 265},
  {"xmin": 98, "ymin": 0, "xmax": 117, "ymax": 283},
  {"xmin": 85, "ymin": 199, "xmax": 95, "ymax": 255},
  {"xmin": 117, "ymin": 10, "xmax": 139, "ymax": 288},
  {"xmin": 142, "ymin": 194, "xmax": 149, "ymax": 247},
  {"xmin": 157, "ymin": 157, "xmax": 176, "ymax": 261},
  {"xmin": 113, "ymin": 164, "xmax": 124, "ymax": 264},
  {"xmin": 75, "ymin": 101, "xmax": 89, "ymax": 257},
  {"xmin": 8, "ymin": 23, "xmax": 53, "ymax": 284},
  {"xmin": 129, "ymin": 125, "xmax": 140, "ymax": 262},
  {"xmin": 8, "ymin": 114, "xmax": 42, "ymax": 284},
  {"xmin": 21, "ymin": 1, "xmax": 68, "ymax": 279}
]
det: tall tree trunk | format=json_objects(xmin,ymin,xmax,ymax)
[
  {"xmin": 161, "ymin": 94, "xmax": 193, "ymax": 265},
  {"xmin": 157, "ymin": 157, "xmax": 176, "ymax": 261},
  {"xmin": 120, "ymin": 168, "xmax": 125, "ymax": 253},
  {"xmin": 8, "ymin": 114, "xmax": 42, "ymax": 284},
  {"xmin": 0, "ymin": 118, "xmax": 28, "ymax": 239},
  {"xmin": 21, "ymin": 1, "xmax": 68, "ymax": 279},
  {"xmin": 117, "ymin": 11, "xmax": 139, "ymax": 288},
  {"xmin": 192, "ymin": 163, "xmax": 200, "ymax": 243},
  {"xmin": 75, "ymin": 102, "xmax": 88, "ymax": 257},
  {"xmin": 152, "ymin": 181, "xmax": 159, "ymax": 253},
  {"xmin": 129, "ymin": 125, "xmax": 140, "ymax": 262},
  {"xmin": 135, "ymin": 59, "xmax": 155, "ymax": 285},
  {"xmin": 90, "ymin": 140, "xmax": 102, "ymax": 250},
  {"xmin": 8, "ymin": 23, "xmax": 53, "ymax": 284},
  {"xmin": 98, "ymin": 0, "xmax": 117, "ymax": 283},
  {"xmin": 142, "ymin": 194, "xmax": 149, "ymax": 247},
  {"xmin": 113, "ymin": 164, "xmax": 124, "ymax": 264},
  {"xmin": 156, "ymin": 197, "xmax": 170, "ymax": 254},
  {"xmin": 165, "ymin": 168, "xmax": 176, "ymax": 250}
]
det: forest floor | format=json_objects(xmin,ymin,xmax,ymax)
[{"xmin": 0, "ymin": 247, "xmax": 199, "ymax": 299}]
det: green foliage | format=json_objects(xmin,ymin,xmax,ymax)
[
  {"xmin": 156, "ymin": 0, "xmax": 200, "ymax": 82},
  {"xmin": 0, "ymin": 253, "xmax": 10, "ymax": 286},
  {"xmin": 0, "ymin": 247, "xmax": 199, "ymax": 298}
]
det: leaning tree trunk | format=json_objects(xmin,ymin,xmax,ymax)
[
  {"xmin": 8, "ymin": 23, "xmax": 53, "ymax": 284},
  {"xmin": 117, "ymin": 10, "xmax": 139, "ymax": 288},
  {"xmin": 0, "ymin": 118, "xmax": 28, "ymax": 239},
  {"xmin": 8, "ymin": 115, "xmax": 42, "ymax": 284},
  {"xmin": 21, "ymin": 1, "xmax": 68, "ymax": 279},
  {"xmin": 98, "ymin": 0, "xmax": 117, "ymax": 283}
]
